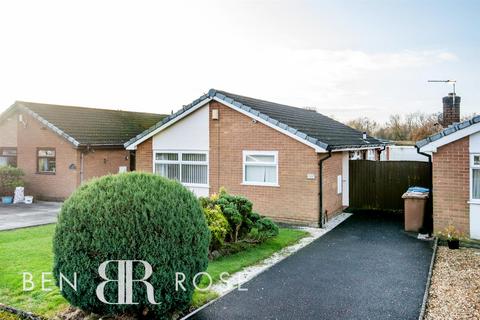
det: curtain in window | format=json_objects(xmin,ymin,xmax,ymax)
[
  {"xmin": 473, "ymin": 169, "xmax": 480, "ymax": 200},
  {"xmin": 182, "ymin": 153, "xmax": 207, "ymax": 162},
  {"xmin": 38, "ymin": 158, "xmax": 56, "ymax": 172},
  {"xmin": 155, "ymin": 163, "xmax": 180, "ymax": 180},
  {"xmin": 181, "ymin": 164, "xmax": 208, "ymax": 184},
  {"xmin": 245, "ymin": 165, "xmax": 276, "ymax": 183},
  {"xmin": 244, "ymin": 153, "xmax": 277, "ymax": 184},
  {"xmin": 154, "ymin": 152, "xmax": 207, "ymax": 185}
]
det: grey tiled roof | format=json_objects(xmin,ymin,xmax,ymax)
[
  {"xmin": 213, "ymin": 90, "xmax": 383, "ymax": 150},
  {"xmin": 125, "ymin": 89, "xmax": 384, "ymax": 150},
  {"xmin": 11, "ymin": 101, "xmax": 166, "ymax": 147},
  {"xmin": 416, "ymin": 115, "xmax": 480, "ymax": 148}
]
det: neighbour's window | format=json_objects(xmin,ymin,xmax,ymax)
[
  {"xmin": 154, "ymin": 151, "xmax": 208, "ymax": 186},
  {"xmin": 0, "ymin": 147, "xmax": 17, "ymax": 167},
  {"xmin": 367, "ymin": 149, "xmax": 376, "ymax": 161},
  {"xmin": 243, "ymin": 151, "xmax": 278, "ymax": 186},
  {"xmin": 349, "ymin": 151, "xmax": 362, "ymax": 160},
  {"xmin": 472, "ymin": 154, "xmax": 480, "ymax": 200},
  {"xmin": 37, "ymin": 148, "xmax": 56, "ymax": 174}
]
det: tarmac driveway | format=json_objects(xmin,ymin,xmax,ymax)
[
  {"xmin": 189, "ymin": 213, "xmax": 433, "ymax": 320},
  {"xmin": 0, "ymin": 201, "xmax": 61, "ymax": 231}
]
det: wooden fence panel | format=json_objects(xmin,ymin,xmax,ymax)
[{"xmin": 349, "ymin": 160, "xmax": 431, "ymax": 210}]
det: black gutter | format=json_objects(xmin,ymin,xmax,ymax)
[
  {"xmin": 415, "ymin": 144, "xmax": 432, "ymax": 164},
  {"xmin": 318, "ymin": 149, "xmax": 332, "ymax": 228},
  {"xmin": 377, "ymin": 144, "xmax": 386, "ymax": 160},
  {"xmin": 76, "ymin": 144, "xmax": 129, "ymax": 150}
]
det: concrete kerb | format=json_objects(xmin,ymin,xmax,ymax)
[{"xmin": 418, "ymin": 237, "xmax": 438, "ymax": 320}]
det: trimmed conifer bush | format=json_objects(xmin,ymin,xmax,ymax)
[
  {"xmin": 52, "ymin": 172, "xmax": 210, "ymax": 319},
  {"xmin": 248, "ymin": 217, "xmax": 280, "ymax": 242},
  {"xmin": 200, "ymin": 188, "xmax": 279, "ymax": 245}
]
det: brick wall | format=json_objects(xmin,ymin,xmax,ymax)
[
  {"xmin": 14, "ymin": 112, "xmax": 134, "ymax": 200},
  {"xmin": 17, "ymin": 112, "xmax": 79, "ymax": 200},
  {"xmin": 0, "ymin": 113, "xmax": 18, "ymax": 147},
  {"xmin": 209, "ymin": 101, "xmax": 338, "ymax": 226},
  {"xmin": 82, "ymin": 148, "xmax": 130, "ymax": 182},
  {"xmin": 135, "ymin": 138, "xmax": 153, "ymax": 172},
  {"xmin": 432, "ymin": 136, "xmax": 470, "ymax": 235},
  {"xmin": 133, "ymin": 102, "xmax": 346, "ymax": 226},
  {"xmin": 321, "ymin": 152, "xmax": 343, "ymax": 220}
]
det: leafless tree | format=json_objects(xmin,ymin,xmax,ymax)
[
  {"xmin": 346, "ymin": 112, "xmax": 442, "ymax": 142},
  {"xmin": 346, "ymin": 117, "xmax": 379, "ymax": 135}
]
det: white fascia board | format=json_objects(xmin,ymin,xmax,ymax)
[
  {"xmin": 126, "ymin": 98, "xmax": 212, "ymax": 150},
  {"xmin": 332, "ymin": 146, "xmax": 383, "ymax": 152},
  {"xmin": 212, "ymin": 97, "xmax": 328, "ymax": 153},
  {"xmin": 419, "ymin": 122, "xmax": 480, "ymax": 153}
]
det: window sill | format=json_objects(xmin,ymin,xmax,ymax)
[
  {"xmin": 36, "ymin": 172, "xmax": 56, "ymax": 175},
  {"xmin": 468, "ymin": 200, "xmax": 480, "ymax": 205},
  {"xmin": 241, "ymin": 182, "xmax": 280, "ymax": 188},
  {"xmin": 183, "ymin": 183, "xmax": 209, "ymax": 188}
]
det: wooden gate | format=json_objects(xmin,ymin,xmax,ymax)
[{"xmin": 349, "ymin": 160, "xmax": 431, "ymax": 210}]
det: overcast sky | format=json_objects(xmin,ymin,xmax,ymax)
[{"xmin": 0, "ymin": 0, "xmax": 478, "ymax": 122}]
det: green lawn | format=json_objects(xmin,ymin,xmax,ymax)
[{"xmin": 0, "ymin": 225, "xmax": 307, "ymax": 317}]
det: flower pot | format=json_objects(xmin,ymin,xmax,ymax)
[
  {"xmin": 447, "ymin": 239, "xmax": 460, "ymax": 249},
  {"xmin": 1, "ymin": 196, "xmax": 13, "ymax": 204}
]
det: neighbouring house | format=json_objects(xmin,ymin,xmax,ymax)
[
  {"xmin": 416, "ymin": 92, "xmax": 480, "ymax": 239},
  {"xmin": 380, "ymin": 143, "xmax": 430, "ymax": 162},
  {"xmin": 0, "ymin": 101, "xmax": 165, "ymax": 200},
  {"xmin": 125, "ymin": 89, "xmax": 384, "ymax": 226}
]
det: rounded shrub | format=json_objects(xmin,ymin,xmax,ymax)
[{"xmin": 53, "ymin": 172, "xmax": 210, "ymax": 319}]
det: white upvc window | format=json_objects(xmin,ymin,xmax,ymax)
[
  {"xmin": 471, "ymin": 154, "xmax": 480, "ymax": 202},
  {"xmin": 242, "ymin": 151, "xmax": 279, "ymax": 186},
  {"xmin": 154, "ymin": 151, "xmax": 208, "ymax": 187}
]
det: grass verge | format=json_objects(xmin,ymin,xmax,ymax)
[{"xmin": 0, "ymin": 225, "xmax": 307, "ymax": 317}]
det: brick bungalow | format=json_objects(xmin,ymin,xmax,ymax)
[
  {"xmin": 417, "ymin": 112, "xmax": 480, "ymax": 239},
  {"xmin": 125, "ymin": 89, "xmax": 384, "ymax": 226},
  {"xmin": 0, "ymin": 101, "xmax": 165, "ymax": 200}
]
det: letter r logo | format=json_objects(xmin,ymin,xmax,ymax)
[{"xmin": 96, "ymin": 260, "xmax": 158, "ymax": 305}]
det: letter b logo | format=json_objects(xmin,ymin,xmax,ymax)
[{"xmin": 96, "ymin": 260, "xmax": 158, "ymax": 305}]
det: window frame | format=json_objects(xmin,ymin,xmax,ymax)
[
  {"xmin": 153, "ymin": 150, "xmax": 209, "ymax": 187},
  {"xmin": 36, "ymin": 147, "xmax": 56, "ymax": 175},
  {"xmin": 471, "ymin": 154, "xmax": 480, "ymax": 203},
  {"xmin": 0, "ymin": 147, "xmax": 17, "ymax": 167},
  {"xmin": 242, "ymin": 150, "xmax": 279, "ymax": 187}
]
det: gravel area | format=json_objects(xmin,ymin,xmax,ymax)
[{"xmin": 425, "ymin": 246, "xmax": 480, "ymax": 320}]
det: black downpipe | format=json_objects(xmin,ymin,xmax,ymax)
[
  {"xmin": 378, "ymin": 144, "xmax": 386, "ymax": 160},
  {"xmin": 318, "ymin": 150, "xmax": 332, "ymax": 228},
  {"xmin": 416, "ymin": 145, "xmax": 433, "ymax": 234}
]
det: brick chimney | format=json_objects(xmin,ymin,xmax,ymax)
[{"xmin": 442, "ymin": 92, "xmax": 460, "ymax": 127}]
